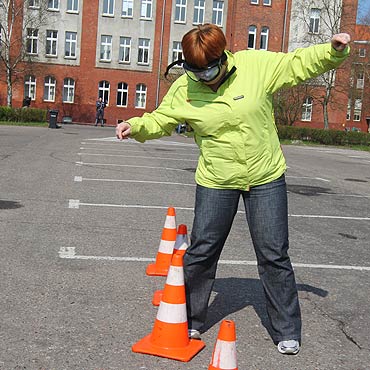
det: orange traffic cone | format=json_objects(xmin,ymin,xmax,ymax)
[
  {"xmin": 173, "ymin": 224, "xmax": 189, "ymax": 256},
  {"xmin": 133, "ymin": 252, "xmax": 205, "ymax": 362},
  {"xmin": 146, "ymin": 207, "xmax": 177, "ymax": 276},
  {"xmin": 209, "ymin": 320, "xmax": 238, "ymax": 370},
  {"xmin": 152, "ymin": 224, "xmax": 190, "ymax": 306}
]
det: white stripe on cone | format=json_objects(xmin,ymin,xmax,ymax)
[
  {"xmin": 211, "ymin": 340, "xmax": 237, "ymax": 369},
  {"xmin": 164, "ymin": 216, "xmax": 176, "ymax": 229},
  {"xmin": 166, "ymin": 266, "xmax": 185, "ymax": 286},
  {"xmin": 157, "ymin": 301, "xmax": 187, "ymax": 323},
  {"xmin": 174, "ymin": 234, "xmax": 188, "ymax": 252},
  {"xmin": 158, "ymin": 239, "xmax": 176, "ymax": 254}
]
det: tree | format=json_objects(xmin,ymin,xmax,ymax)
[
  {"xmin": 0, "ymin": 0, "xmax": 49, "ymax": 106},
  {"xmin": 288, "ymin": 0, "xmax": 356, "ymax": 129}
]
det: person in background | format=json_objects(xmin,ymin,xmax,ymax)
[
  {"xmin": 95, "ymin": 97, "xmax": 106, "ymax": 126},
  {"xmin": 22, "ymin": 96, "xmax": 31, "ymax": 108},
  {"xmin": 116, "ymin": 24, "xmax": 350, "ymax": 355}
]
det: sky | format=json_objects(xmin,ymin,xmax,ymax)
[{"xmin": 357, "ymin": 0, "xmax": 370, "ymax": 24}]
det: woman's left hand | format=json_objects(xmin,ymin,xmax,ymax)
[{"xmin": 331, "ymin": 33, "xmax": 351, "ymax": 52}]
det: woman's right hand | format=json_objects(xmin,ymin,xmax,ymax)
[{"xmin": 116, "ymin": 121, "xmax": 131, "ymax": 140}]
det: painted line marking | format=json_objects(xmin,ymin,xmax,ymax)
[
  {"xmin": 77, "ymin": 153, "xmax": 198, "ymax": 162},
  {"xmin": 75, "ymin": 161, "xmax": 192, "ymax": 172},
  {"xmin": 68, "ymin": 200, "xmax": 370, "ymax": 220},
  {"xmin": 286, "ymin": 175, "xmax": 330, "ymax": 182},
  {"xmin": 57, "ymin": 248, "xmax": 370, "ymax": 271},
  {"xmin": 74, "ymin": 177, "xmax": 195, "ymax": 187},
  {"xmin": 85, "ymin": 137, "xmax": 198, "ymax": 147},
  {"xmin": 79, "ymin": 147, "xmax": 199, "ymax": 157}
]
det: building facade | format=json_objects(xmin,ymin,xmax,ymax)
[{"xmin": 0, "ymin": 0, "xmax": 369, "ymax": 132}]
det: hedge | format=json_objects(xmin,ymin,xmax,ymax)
[
  {"xmin": 277, "ymin": 125, "xmax": 370, "ymax": 147},
  {"xmin": 0, "ymin": 106, "xmax": 47, "ymax": 123}
]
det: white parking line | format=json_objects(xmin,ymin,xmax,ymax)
[
  {"xmin": 75, "ymin": 161, "xmax": 191, "ymax": 172},
  {"xmin": 58, "ymin": 247, "xmax": 370, "ymax": 271},
  {"xmin": 74, "ymin": 176, "xmax": 195, "ymax": 187},
  {"xmin": 77, "ymin": 153, "xmax": 198, "ymax": 162},
  {"xmin": 67, "ymin": 200, "xmax": 370, "ymax": 220},
  {"xmin": 286, "ymin": 175, "xmax": 330, "ymax": 182}
]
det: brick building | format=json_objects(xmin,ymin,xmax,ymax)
[{"xmin": 0, "ymin": 0, "xmax": 368, "ymax": 132}]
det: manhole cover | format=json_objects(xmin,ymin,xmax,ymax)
[
  {"xmin": 287, "ymin": 185, "xmax": 332, "ymax": 196},
  {"xmin": 0, "ymin": 200, "xmax": 23, "ymax": 209}
]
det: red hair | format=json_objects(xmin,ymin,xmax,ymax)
[{"xmin": 181, "ymin": 24, "xmax": 227, "ymax": 68}]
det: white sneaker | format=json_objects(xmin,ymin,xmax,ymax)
[
  {"xmin": 277, "ymin": 340, "xmax": 300, "ymax": 355},
  {"xmin": 188, "ymin": 329, "xmax": 201, "ymax": 339}
]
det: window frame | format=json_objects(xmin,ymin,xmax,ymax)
[
  {"xmin": 98, "ymin": 80, "xmax": 110, "ymax": 104},
  {"xmin": 48, "ymin": 0, "xmax": 60, "ymax": 11},
  {"xmin": 46, "ymin": 30, "xmax": 58, "ymax": 57},
  {"xmin": 100, "ymin": 35, "xmax": 113, "ymax": 62},
  {"xmin": 212, "ymin": 0, "xmax": 224, "ymax": 27},
  {"xmin": 65, "ymin": 31, "xmax": 77, "ymax": 58},
  {"xmin": 44, "ymin": 76, "xmax": 56, "ymax": 102},
  {"xmin": 301, "ymin": 96, "xmax": 313, "ymax": 122},
  {"xmin": 193, "ymin": 0, "xmax": 205, "ymax": 25},
  {"xmin": 24, "ymin": 75, "xmax": 37, "ymax": 100},
  {"xmin": 248, "ymin": 25, "xmax": 256, "ymax": 49},
  {"xmin": 309, "ymin": 8, "xmax": 320, "ymax": 34},
  {"xmin": 103, "ymin": 0, "xmax": 115, "ymax": 16},
  {"xmin": 260, "ymin": 26, "xmax": 269, "ymax": 50},
  {"xmin": 140, "ymin": 0, "xmax": 152, "ymax": 19},
  {"xmin": 119, "ymin": 36, "xmax": 131, "ymax": 63},
  {"xmin": 26, "ymin": 28, "xmax": 39, "ymax": 54},
  {"xmin": 67, "ymin": 0, "xmax": 79, "ymax": 12},
  {"xmin": 122, "ymin": 0, "xmax": 134, "ymax": 17},
  {"xmin": 135, "ymin": 83, "xmax": 147, "ymax": 109},
  {"xmin": 174, "ymin": 0, "xmax": 186, "ymax": 23},
  {"xmin": 138, "ymin": 38, "xmax": 150, "ymax": 65},
  {"xmin": 117, "ymin": 82, "xmax": 129, "ymax": 107}
]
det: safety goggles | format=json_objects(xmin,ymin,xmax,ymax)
[{"xmin": 183, "ymin": 52, "xmax": 227, "ymax": 82}]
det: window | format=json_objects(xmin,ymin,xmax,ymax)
[
  {"xmin": 251, "ymin": 0, "xmax": 258, "ymax": 4},
  {"xmin": 119, "ymin": 37, "xmax": 131, "ymax": 63},
  {"xmin": 48, "ymin": 0, "xmax": 59, "ymax": 10},
  {"xmin": 309, "ymin": 8, "xmax": 320, "ymax": 34},
  {"xmin": 117, "ymin": 82, "xmax": 128, "ymax": 107},
  {"xmin": 63, "ymin": 78, "xmax": 75, "ymax": 103},
  {"xmin": 140, "ymin": 0, "xmax": 152, "ymax": 19},
  {"xmin": 346, "ymin": 99, "xmax": 351, "ymax": 121},
  {"xmin": 353, "ymin": 98, "xmax": 362, "ymax": 121},
  {"xmin": 212, "ymin": 0, "xmax": 224, "ymax": 27},
  {"xmin": 44, "ymin": 76, "xmax": 56, "ymax": 101},
  {"xmin": 67, "ymin": 0, "xmax": 79, "ymax": 12},
  {"xmin": 46, "ymin": 30, "xmax": 58, "ymax": 56},
  {"xmin": 29, "ymin": 0, "xmax": 40, "ymax": 8},
  {"xmin": 359, "ymin": 48, "xmax": 366, "ymax": 58},
  {"xmin": 65, "ymin": 31, "xmax": 77, "ymax": 58},
  {"xmin": 135, "ymin": 83, "xmax": 146, "ymax": 108},
  {"xmin": 122, "ymin": 0, "xmax": 133, "ymax": 17},
  {"xmin": 263, "ymin": 0, "xmax": 271, "ymax": 5},
  {"xmin": 98, "ymin": 80, "xmax": 110, "ymax": 104},
  {"xmin": 26, "ymin": 29, "xmax": 38, "ymax": 54},
  {"xmin": 103, "ymin": 0, "xmax": 114, "ymax": 15},
  {"xmin": 193, "ymin": 0, "xmax": 205, "ymax": 24},
  {"xmin": 357, "ymin": 72, "xmax": 364, "ymax": 89},
  {"xmin": 175, "ymin": 0, "xmax": 186, "ymax": 22},
  {"xmin": 24, "ymin": 76, "xmax": 36, "ymax": 100},
  {"xmin": 172, "ymin": 41, "xmax": 183, "ymax": 63},
  {"xmin": 248, "ymin": 25, "xmax": 256, "ymax": 49},
  {"xmin": 301, "ymin": 97, "xmax": 313, "ymax": 121},
  {"xmin": 100, "ymin": 35, "xmax": 112, "ymax": 61},
  {"xmin": 138, "ymin": 38, "xmax": 150, "ymax": 64},
  {"xmin": 260, "ymin": 27, "xmax": 269, "ymax": 50}
]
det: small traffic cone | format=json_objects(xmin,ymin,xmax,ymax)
[
  {"xmin": 133, "ymin": 252, "xmax": 205, "ymax": 362},
  {"xmin": 209, "ymin": 320, "xmax": 238, "ymax": 370},
  {"xmin": 146, "ymin": 207, "xmax": 177, "ymax": 276},
  {"xmin": 152, "ymin": 224, "xmax": 190, "ymax": 306}
]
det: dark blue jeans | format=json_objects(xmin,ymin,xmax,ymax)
[{"xmin": 183, "ymin": 175, "xmax": 301, "ymax": 342}]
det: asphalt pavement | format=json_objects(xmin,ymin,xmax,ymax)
[{"xmin": 0, "ymin": 124, "xmax": 369, "ymax": 370}]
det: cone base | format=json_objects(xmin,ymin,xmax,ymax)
[
  {"xmin": 132, "ymin": 333, "xmax": 205, "ymax": 362},
  {"xmin": 209, "ymin": 366, "xmax": 238, "ymax": 370},
  {"xmin": 146, "ymin": 263, "xmax": 168, "ymax": 277},
  {"xmin": 152, "ymin": 290, "xmax": 163, "ymax": 306}
]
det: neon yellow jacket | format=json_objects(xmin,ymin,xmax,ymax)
[{"xmin": 128, "ymin": 44, "xmax": 349, "ymax": 190}]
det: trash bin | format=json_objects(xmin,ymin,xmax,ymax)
[{"xmin": 49, "ymin": 109, "xmax": 60, "ymax": 129}]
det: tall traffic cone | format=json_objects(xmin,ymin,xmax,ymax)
[
  {"xmin": 133, "ymin": 252, "xmax": 205, "ymax": 362},
  {"xmin": 146, "ymin": 207, "xmax": 177, "ymax": 276},
  {"xmin": 209, "ymin": 320, "xmax": 238, "ymax": 370},
  {"xmin": 152, "ymin": 224, "xmax": 190, "ymax": 306}
]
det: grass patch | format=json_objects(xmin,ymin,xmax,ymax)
[
  {"xmin": 280, "ymin": 139, "xmax": 370, "ymax": 152},
  {"xmin": 0, "ymin": 121, "xmax": 48, "ymax": 127}
]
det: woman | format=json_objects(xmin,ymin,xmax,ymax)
[{"xmin": 116, "ymin": 24, "xmax": 350, "ymax": 355}]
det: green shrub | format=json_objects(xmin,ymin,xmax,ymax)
[
  {"xmin": 277, "ymin": 125, "xmax": 370, "ymax": 147},
  {"xmin": 0, "ymin": 106, "xmax": 47, "ymax": 122}
]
